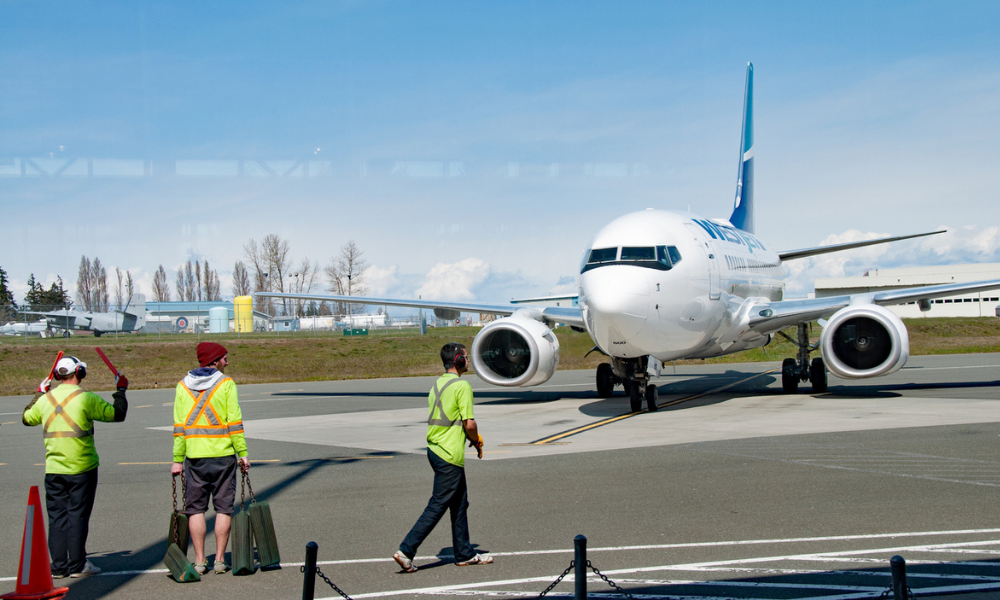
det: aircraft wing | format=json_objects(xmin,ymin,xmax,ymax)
[
  {"xmin": 254, "ymin": 292, "xmax": 586, "ymax": 328},
  {"xmin": 778, "ymin": 230, "xmax": 945, "ymax": 261},
  {"xmin": 748, "ymin": 278, "xmax": 1000, "ymax": 334}
]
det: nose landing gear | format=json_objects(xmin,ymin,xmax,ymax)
[
  {"xmin": 596, "ymin": 357, "xmax": 658, "ymax": 412},
  {"xmin": 777, "ymin": 323, "xmax": 828, "ymax": 393}
]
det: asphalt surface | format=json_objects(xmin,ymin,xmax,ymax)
[{"xmin": 1, "ymin": 353, "xmax": 999, "ymax": 600}]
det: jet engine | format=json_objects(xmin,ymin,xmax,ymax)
[
  {"xmin": 819, "ymin": 304, "xmax": 909, "ymax": 379},
  {"xmin": 471, "ymin": 315, "xmax": 560, "ymax": 387}
]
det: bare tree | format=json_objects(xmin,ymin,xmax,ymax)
[
  {"xmin": 184, "ymin": 261, "xmax": 195, "ymax": 301},
  {"xmin": 175, "ymin": 267, "xmax": 185, "ymax": 303},
  {"xmin": 243, "ymin": 234, "xmax": 293, "ymax": 315},
  {"xmin": 77, "ymin": 256, "xmax": 92, "ymax": 310},
  {"xmin": 195, "ymin": 261, "xmax": 203, "ymax": 301},
  {"xmin": 287, "ymin": 258, "xmax": 318, "ymax": 316},
  {"xmin": 152, "ymin": 265, "xmax": 171, "ymax": 302},
  {"xmin": 325, "ymin": 240, "xmax": 368, "ymax": 316},
  {"xmin": 232, "ymin": 260, "xmax": 251, "ymax": 298},
  {"xmin": 202, "ymin": 260, "xmax": 221, "ymax": 301},
  {"xmin": 113, "ymin": 267, "xmax": 125, "ymax": 310},
  {"xmin": 125, "ymin": 271, "xmax": 136, "ymax": 302},
  {"xmin": 90, "ymin": 258, "xmax": 108, "ymax": 312}
]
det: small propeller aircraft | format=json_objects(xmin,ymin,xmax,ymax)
[{"xmin": 26, "ymin": 294, "xmax": 147, "ymax": 337}]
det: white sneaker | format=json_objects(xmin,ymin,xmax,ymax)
[
  {"xmin": 70, "ymin": 561, "xmax": 102, "ymax": 578},
  {"xmin": 455, "ymin": 553, "xmax": 493, "ymax": 566}
]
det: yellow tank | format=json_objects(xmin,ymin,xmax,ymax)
[{"xmin": 234, "ymin": 296, "xmax": 253, "ymax": 333}]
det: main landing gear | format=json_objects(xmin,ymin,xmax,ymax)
[
  {"xmin": 777, "ymin": 323, "xmax": 828, "ymax": 394},
  {"xmin": 596, "ymin": 358, "xmax": 658, "ymax": 412}
]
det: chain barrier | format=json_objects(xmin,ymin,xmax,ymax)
[
  {"xmin": 876, "ymin": 586, "xmax": 915, "ymax": 600},
  {"xmin": 533, "ymin": 561, "xmax": 575, "ymax": 600},
  {"xmin": 587, "ymin": 560, "xmax": 638, "ymax": 600},
  {"xmin": 530, "ymin": 559, "xmax": 638, "ymax": 600},
  {"xmin": 300, "ymin": 564, "xmax": 355, "ymax": 600}
]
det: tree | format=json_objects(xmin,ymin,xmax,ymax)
[
  {"xmin": 113, "ymin": 267, "xmax": 125, "ymax": 310},
  {"xmin": 325, "ymin": 240, "xmax": 369, "ymax": 316},
  {"xmin": 0, "ymin": 267, "xmax": 16, "ymax": 320},
  {"xmin": 76, "ymin": 256, "xmax": 108, "ymax": 311},
  {"xmin": 184, "ymin": 261, "xmax": 195, "ymax": 301},
  {"xmin": 24, "ymin": 274, "xmax": 41, "ymax": 308},
  {"xmin": 195, "ymin": 261, "xmax": 203, "ymax": 301},
  {"xmin": 175, "ymin": 268, "xmax": 185, "ymax": 303},
  {"xmin": 243, "ymin": 234, "xmax": 292, "ymax": 315},
  {"xmin": 38, "ymin": 277, "xmax": 70, "ymax": 308},
  {"xmin": 152, "ymin": 265, "xmax": 171, "ymax": 302},
  {"xmin": 232, "ymin": 261, "xmax": 251, "ymax": 298},
  {"xmin": 202, "ymin": 260, "xmax": 221, "ymax": 301},
  {"xmin": 287, "ymin": 258, "xmax": 318, "ymax": 316}
]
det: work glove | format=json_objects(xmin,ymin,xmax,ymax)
[
  {"xmin": 468, "ymin": 434, "xmax": 484, "ymax": 459},
  {"xmin": 38, "ymin": 377, "xmax": 52, "ymax": 394},
  {"xmin": 115, "ymin": 373, "xmax": 128, "ymax": 391}
]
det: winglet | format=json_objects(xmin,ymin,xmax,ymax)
[{"xmin": 729, "ymin": 62, "xmax": 754, "ymax": 234}]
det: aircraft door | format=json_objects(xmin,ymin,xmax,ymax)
[{"xmin": 684, "ymin": 223, "xmax": 721, "ymax": 301}]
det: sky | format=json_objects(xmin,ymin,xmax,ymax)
[{"xmin": 2, "ymin": 0, "xmax": 999, "ymax": 309}]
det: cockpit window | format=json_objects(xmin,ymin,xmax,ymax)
[
  {"xmin": 587, "ymin": 248, "xmax": 618, "ymax": 264},
  {"xmin": 581, "ymin": 245, "xmax": 682, "ymax": 273}
]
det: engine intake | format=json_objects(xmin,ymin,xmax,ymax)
[
  {"xmin": 820, "ymin": 304, "xmax": 909, "ymax": 379},
  {"xmin": 471, "ymin": 315, "xmax": 560, "ymax": 387}
]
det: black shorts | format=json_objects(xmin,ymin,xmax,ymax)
[{"xmin": 183, "ymin": 456, "xmax": 237, "ymax": 515}]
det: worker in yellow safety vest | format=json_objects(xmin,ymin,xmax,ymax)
[
  {"xmin": 22, "ymin": 355, "xmax": 129, "ymax": 579},
  {"xmin": 392, "ymin": 342, "xmax": 492, "ymax": 573},
  {"xmin": 171, "ymin": 342, "xmax": 249, "ymax": 575}
]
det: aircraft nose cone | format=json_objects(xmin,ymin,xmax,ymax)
[{"xmin": 582, "ymin": 267, "xmax": 649, "ymax": 339}]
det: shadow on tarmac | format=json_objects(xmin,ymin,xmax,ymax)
[{"xmin": 67, "ymin": 450, "xmax": 401, "ymax": 599}]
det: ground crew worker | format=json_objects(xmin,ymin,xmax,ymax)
[
  {"xmin": 393, "ymin": 342, "xmax": 492, "ymax": 572},
  {"xmin": 171, "ymin": 342, "xmax": 249, "ymax": 575},
  {"xmin": 22, "ymin": 355, "xmax": 128, "ymax": 578}
]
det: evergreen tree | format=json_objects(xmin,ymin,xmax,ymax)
[{"xmin": 0, "ymin": 266, "xmax": 17, "ymax": 319}]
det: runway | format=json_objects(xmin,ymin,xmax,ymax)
[{"xmin": 0, "ymin": 353, "xmax": 998, "ymax": 599}]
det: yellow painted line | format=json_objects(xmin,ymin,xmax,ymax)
[
  {"xmin": 120, "ymin": 462, "xmax": 172, "ymax": 465},
  {"xmin": 482, "ymin": 450, "xmax": 512, "ymax": 454},
  {"xmin": 0, "ymin": 463, "xmax": 6, "ymax": 466},
  {"xmin": 161, "ymin": 402, "xmax": 172, "ymax": 406},
  {"xmin": 35, "ymin": 463, "xmax": 44, "ymax": 466},
  {"xmin": 252, "ymin": 459, "xmax": 280, "ymax": 463},
  {"xmin": 1, "ymin": 422, "xmax": 14, "ymax": 426},
  {"xmin": 499, "ymin": 442, "xmax": 571, "ymax": 446},
  {"xmin": 531, "ymin": 369, "xmax": 780, "ymax": 445},
  {"xmin": 280, "ymin": 389, "xmax": 305, "ymax": 393},
  {"xmin": 135, "ymin": 405, "xmax": 152, "ymax": 408}
]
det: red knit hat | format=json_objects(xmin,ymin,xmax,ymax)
[{"xmin": 197, "ymin": 342, "xmax": 228, "ymax": 367}]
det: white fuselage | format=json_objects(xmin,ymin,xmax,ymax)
[{"xmin": 579, "ymin": 209, "xmax": 784, "ymax": 361}]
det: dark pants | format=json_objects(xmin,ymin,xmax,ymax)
[
  {"xmin": 399, "ymin": 449, "xmax": 475, "ymax": 562},
  {"xmin": 45, "ymin": 469, "xmax": 99, "ymax": 575}
]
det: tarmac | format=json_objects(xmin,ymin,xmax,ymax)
[{"xmin": 0, "ymin": 352, "xmax": 998, "ymax": 599}]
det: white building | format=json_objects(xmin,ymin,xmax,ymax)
[{"xmin": 815, "ymin": 263, "xmax": 1000, "ymax": 318}]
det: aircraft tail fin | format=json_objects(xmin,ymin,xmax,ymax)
[
  {"xmin": 728, "ymin": 62, "xmax": 754, "ymax": 234},
  {"xmin": 125, "ymin": 293, "xmax": 146, "ymax": 328}
]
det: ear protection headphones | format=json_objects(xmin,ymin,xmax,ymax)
[
  {"xmin": 55, "ymin": 356, "xmax": 87, "ymax": 381},
  {"xmin": 454, "ymin": 352, "xmax": 468, "ymax": 370}
]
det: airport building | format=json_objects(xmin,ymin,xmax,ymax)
[{"xmin": 814, "ymin": 263, "xmax": 1000, "ymax": 318}]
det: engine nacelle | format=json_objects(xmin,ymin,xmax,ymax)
[
  {"xmin": 471, "ymin": 315, "xmax": 560, "ymax": 387},
  {"xmin": 820, "ymin": 303, "xmax": 909, "ymax": 379}
]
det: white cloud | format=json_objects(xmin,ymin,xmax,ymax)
[
  {"xmin": 363, "ymin": 264, "xmax": 400, "ymax": 297},
  {"xmin": 415, "ymin": 258, "xmax": 490, "ymax": 300},
  {"xmin": 784, "ymin": 226, "xmax": 1000, "ymax": 297}
]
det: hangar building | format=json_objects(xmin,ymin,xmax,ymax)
[{"xmin": 814, "ymin": 263, "xmax": 1000, "ymax": 318}]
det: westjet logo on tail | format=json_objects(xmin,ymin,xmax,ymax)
[{"xmin": 692, "ymin": 218, "xmax": 767, "ymax": 254}]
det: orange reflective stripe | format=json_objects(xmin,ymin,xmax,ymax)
[{"xmin": 42, "ymin": 390, "xmax": 91, "ymax": 439}]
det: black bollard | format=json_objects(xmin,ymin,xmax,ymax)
[
  {"xmin": 303, "ymin": 541, "xmax": 318, "ymax": 600},
  {"xmin": 575, "ymin": 535, "xmax": 587, "ymax": 600},
  {"xmin": 890, "ymin": 555, "xmax": 907, "ymax": 600}
]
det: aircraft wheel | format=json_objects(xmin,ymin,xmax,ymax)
[
  {"xmin": 629, "ymin": 383, "xmax": 642, "ymax": 412},
  {"xmin": 810, "ymin": 357, "xmax": 828, "ymax": 393},
  {"xmin": 645, "ymin": 384, "xmax": 658, "ymax": 412},
  {"xmin": 781, "ymin": 358, "xmax": 799, "ymax": 393},
  {"xmin": 596, "ymin": 363, "xmax": 614, "ymax": 398}
]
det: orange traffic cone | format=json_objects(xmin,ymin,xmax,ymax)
[{"xmin": 1, "ymin": 486, "xmax": 69, "ymax": 600}]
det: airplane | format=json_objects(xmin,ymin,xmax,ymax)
[
  {"xmin": 0, "ymin": 319, "xmax": 49, "ymax": 337},
  {"xmin": 26, "ymin": 293, "xmax": 147, "ymax": 338},
  {"xmin": 258, "ymin": 63, "xmax": 1000, "ymax": 411}
]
